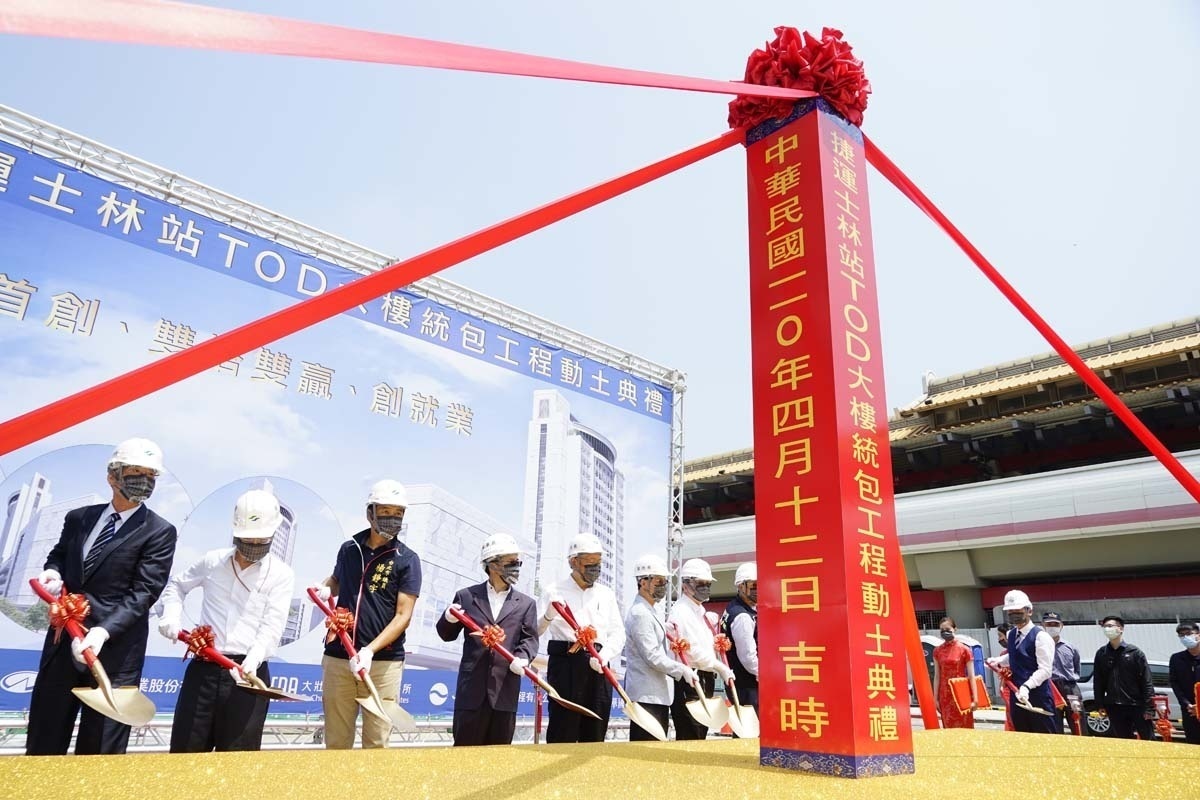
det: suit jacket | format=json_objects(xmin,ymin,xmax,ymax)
[
  {"xmin": 624, "ymin": 594, "xmax": 683, "ymax": 706},
  {"xmin": 41, "ymin": 503, "xmax": 178, "ymax": 678},
  {"xmin": 435, "ymin": 582, "xmax": 538, "ymax": 713}
]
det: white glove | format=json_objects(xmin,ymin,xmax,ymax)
[
  {"xmin": 38, "ymin": 568, "xmax": 63, "ymax": 596},
  {"xmin": 311, "ymin": 583, "xmax": 331, "ymax": 603},
  {"xmin": 680, "ymin": 667, "xmax": 699, "ymax": 688},
  {"xmin": 509, "ymin": 656, "xmax": 529, "ymax": 676},
  {"xmin": 241, "ymin": 646, "xmax": 264, "ymax": 678},
  {"xmin": 349, "ymin": 646, "xmax": 373, "ymax": 677},
  {"xmin": 444, "ymin": 602, "xmax": 464, "ymax": 624},
  {"xmin": 985, "ymin": 657, "xmax": 1001, "ymax": 669},
  {"xmin": 228, "ymin": 667, "xmax": 246, "ymax": 683},
  {"xmin": 71, "ymin": 626, "xmax": 109, "ymax": 664},
  {"xmin": 715, "ymin": 662, "xmax": 735, "ymax": 683},
  {"xmin": 588, "ymin": 655, "xmax": 606, "ymax": 674},
  {"xmin": 157, "ymin": 618, "xmax": 180, "ymax": 641},
  {"xmin": 1016, "ymin": 685, "xmax": 1030, "ymax": 704},
  {"xmin": 542, "ymin": 597, "xmax": 561, "ymax": 622}
]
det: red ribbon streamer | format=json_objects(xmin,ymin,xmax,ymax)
[
  {"xmin": 568, "ymin": 625, "xmax": 597, "ymax": 655},
  {"xmin": 324, "ymin": 608, "xmax": 355, "ymax": 645},
  {"xmin": 183, "ymin": 624, "xmax": 216, "ymax": 662},
  {"xmin": 863, "ymin": 135, "xmax": 1200, "ymax": 508},
  {"xmin": 0, "ymin": 0, "xmax": 814, "ymax": 103},
  {"xmin": 0, "ymin": 130, "xmax": 741, "ymax": 456},
  {"xmin": 48, "ymin": 593, "xmax": 90, "ymax": 645},
  {"xmin": 478, "ymin": 625, "xmax": 506, "ymax": 649}
]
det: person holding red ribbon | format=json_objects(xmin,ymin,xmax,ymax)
[
  {"xmin": 156, "ymin": 489, "xmax": 295, "ymax": 752},
  {"xmin": 667, "ymin": 558, "xmax": 734, "ymax": 740},
  {"xmin": 310, "ymin": 480, "xmax": 422, "ymax": 749},
  {"xmin": 435, "ymin": 533, "xmax": 538, "ymax": 747},
  {"xmin": 537, "ymin": 533, "xmax": 624, "ymax": 743},
  {"xmin": 26, "ymin": 438, "xmax": 178, "ymax": 756}
]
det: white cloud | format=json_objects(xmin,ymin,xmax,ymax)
[{"xmin": 357, "ymin": 318, "xmax": 520, "ymax": 392}]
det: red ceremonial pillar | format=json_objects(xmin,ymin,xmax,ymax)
[{"xmin": 746, "ymin": 99, "xmax": 914, "ymax": 777}]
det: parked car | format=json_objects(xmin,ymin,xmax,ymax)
[{"xmin": 1076, "ymin": 659, "xmax": 1183, "ymax": 737}]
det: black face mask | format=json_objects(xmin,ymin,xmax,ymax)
[
  {"xmin": 372, "ymin": 516, "xmax": 405, "ymax": 540},
  {"xmin": 1006, "ymin": 611, "xmax": 1028, "ymax": 627},
  {"xmin": 117, "ymin": 473, "xmax": 155, "ymax": 504},
  {"xmin": 940, "ymin": 629, "xmax": 955, "ymax": 641},
  {"xmin": 745, "ymin": 589, "xmax": 758, "ymax": 604},
  {"xmin": 577, "ymin": 564, "xmax": 602, "ymax": 586},
  {"xmin": 234, "ymin": 538, "xmax": 272, "ymax": 563}
]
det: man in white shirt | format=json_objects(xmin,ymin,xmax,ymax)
[
  {"xmin": 985, "ymin": 589, "xmax": 1057, "ymax": 734},
  {"xmin": 624, "ymin": 553, "xmax": 697, "ymax": 741},
  {"xmin": 157, "ymin": 489, "xmax": 295, "ymax": 752},
  {"xmin": 538, "ymin": 533, "xmax": 625, "ymax": 743},
  {"xmin": 667, "ymin": 558, "xmax": 733, "ymax": 740}
]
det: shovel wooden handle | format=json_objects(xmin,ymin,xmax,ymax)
[{"xmin": 306, "ymin": 586, "xmax": 369, "ymax": 677}]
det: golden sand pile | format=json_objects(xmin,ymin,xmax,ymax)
[{"xmin": 10, "ymin": 729, "xmax": 1198, "ymax": 800}]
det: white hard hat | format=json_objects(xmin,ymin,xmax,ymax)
[
  {"xmin": 108, "ymin": 438, "xmax": 164, "ymax": 475},
  {"xmin": 1002, "ymin": 589, "xmax": 1033, "ymax": 611},
  {"xmin": 232, "ymin": 489, "xmax": 283, "ymax": 540},
  {"xmin": 735, "ymin": 562, "xmax": 757, "ymax": 586},
  {"xmin": 632, "ymin": 553, "xmax": 669, "ymax": 578},
  {"xmin": 480, "ymin": 533, "xmax": 520, "ymax": 563},
  {"xmin": 680, "ymin": 558, "xmax": 714, "ymax": 582},
  {"xmin": 567, "ymin": 533, "xmax": 604, "ymax": 557},
  {"xmin": 367, "ymin": 479, "xmax": 408, "ymax": 507}
]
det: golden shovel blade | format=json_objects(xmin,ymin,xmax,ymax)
[
  {"xmin": 72, "ymin": 685, "xmax": 156, "ymax": 727},
  {"xmin": 625, "ymin": 700, "xmax": 669, "ymax": 742},
  {"xmin": 726, "ymin": 701, "xmax": 760, "ymax": 738},
  {"xmin": 234, "ymin": 674, "xmax": 311, "ymax": 702},
  {"xmin": 685, "ymin": 696, "xmax": 716, "ymax": 727},
  {"xmin": 356, "ymin": 673, "xmax": 417, "ymax": 732}
]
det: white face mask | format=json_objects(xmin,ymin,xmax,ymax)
[
  {"xmin": 1102, "ymin": 626, "xmax": 1122, "ymax": 641},
  {"xmin": 1180, "ymin": 634, "xmax": 1199, "ymax": 649},
  {"xmin": 1044, "ymin": 625, "xmax": 1062, "ymax": 638}
]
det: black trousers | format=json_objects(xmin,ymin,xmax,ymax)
[
  {"xmin": 1182, "ymin": 710, "xmax": 1200, "ymax": 745},
  {"xmin": 453, "ymin": 700, "xmax": 517, "ymax": 746},
  {"xmin": 26, "ymin": 644, "xmax": 143, "ymax": 756},
  {"xmin": 545, "ymin": 643, "xmax": 612, "ymax": 743},
  {"xmin": 670, "ymin": 670, "xmax": 715, "ymax": 740},
  {"xmin": 628, "ymin": 702, "xmax": 669, "ymax": 742},
  {"xmin": 1010, "ymin": 697, "xmax": 1059, "ymax": 734},
  {"xmin": 1104, "ymin": 704, "xmax": 1152, "ymax": 740},
  {"xmin": 171, "ymin": 657, "xmax": 270, "ymax": 752}
]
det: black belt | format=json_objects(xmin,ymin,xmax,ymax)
[{"xmin": 548, "ymin": 641, "xmax": 604, "ymax": 656}]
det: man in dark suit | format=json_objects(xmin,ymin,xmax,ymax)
[
  {"xmin": 26, "ymin": 438, "xmax": 178, "ymax": 755},
  {"xmin": 436, "ymin": 533, "xmax": 538, "ymax": 747}
]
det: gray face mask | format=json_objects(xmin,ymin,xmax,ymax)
[
  {"xmin": 234, "ymin": 537, "xmax": 272, "ymax": 563},
  {"xmin": 493, "ymin": 561, "xmax": 521, "ymax": 586},
  {"xmin": 578, "ymin": 564, "xmax": 602, "ymax": 586},
  {"xmin": 642, "ymin": 578, "xmax": 667, "ymax": 601},
  {"xmin": 690, "ymin": 583, "xmax": 712, "ymax": 602},
  {"xmin": 372, "ymin": 516, "xmax": 405, "ymax": 540},
  {"xmin": 940, "ymin": 629, "xmax": 955, "ymax": 641},
  {"xmin": 117, "ymin": 473, "xmax": 155, "ymax": 504},
  {"xmin": 1006, "ymin": 611, "xmax": 1027, "ymax": 627},
  {"xmin": 746, "ymin": 589, "xmax": 758, "ymax": 604}
]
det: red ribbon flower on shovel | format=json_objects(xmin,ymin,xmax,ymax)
[
  {"xmin": 568, "ymin": 625, "xmax": 598, "ymax": 654},
  {"xmin": 325, "ymin": 608, "xmax": 354, "ymax": 644},
  {"xmin": 476, "ymin": 625, "xmax": 507, "ymax": 649},
  {"xmin": 712, "ymin": 633, "xmax": 732, "ymax": 655},
  {"xmin": 728, "ymin": 26, "xmax": 870, "ymax": 130},
  {"xmin": 48, "ymin": 593, "xmax": 90, "ymax": 645},
  {"xmin": 183, "ymin": 624, "xmax": 217, "ymax": 662}
]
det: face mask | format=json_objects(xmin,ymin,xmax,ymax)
[
  {"xmin": 746, "ymin": 589, "xmax": 758, "ymax": 604},
  {"xmin": 1179, "ymin": 635, "xmax": 1199, "ymax": 649},
  {"xmin": 494, "ymin": 562, "xmax": 520, "ymax": 586},
  {"xmin": 1103, "ymin": 626, "xmax": 1122, "ymax": 641},
  {"xmin": 577, "ymin": 564, "xmax": 602, "ymax": 586},
  {"xmin": 372, "ymin": 516, "xmax": 405, "ymax": 540},
  {"xmin": 234, "ymin": 537, "xmax": 272, "ymax": 563},
  {"xmin": 1006, "ymin": 611, "xmax": 1027, "ymax": 627},
  {"xmin": 940, "ymin": 629, "xmax": 955, "ymax": 641},
  {"xmin": 652, "ymin": 582, "xmax": 667, "ymax": 601},
  {"xmin": 689, "ymin": 583, "xmax": 712, "ymax": 602},
  {"xmin": 117, "ymin": 472, "xmax": 155, "ymax": 504},
  {"xmin": 1045, "ymin": 625, "xmax": 1062, "ymax": 638}
]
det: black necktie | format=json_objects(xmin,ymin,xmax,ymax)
[{"xmin": 84, "ymin": 512, "xmax": 122, "ymax": 573}]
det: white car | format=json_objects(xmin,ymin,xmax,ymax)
[{"xmin": 1076, "ymin": 659, "xmax": 1181, "ymax": 737}]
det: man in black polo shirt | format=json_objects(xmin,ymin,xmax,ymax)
[
  {"xmin": 1168, "ymin": 621, "xmax": 1200, "ymax": 745},
  {"xmin": 311, "ymin": 480, "xmax": 422, "ymax": 749},
  {"xmin": 1092, "ymin": 615, "xmax": 1153, "ymax": 740}
]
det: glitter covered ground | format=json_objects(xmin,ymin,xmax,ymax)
[{"xmin": 8, "ymin": 729, "xmax": 1198, "ymax": 800}]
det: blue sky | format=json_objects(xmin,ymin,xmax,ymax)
[{"xmin": 0, "ymin": 1, "xmax": 1198, "ymax": 460}]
